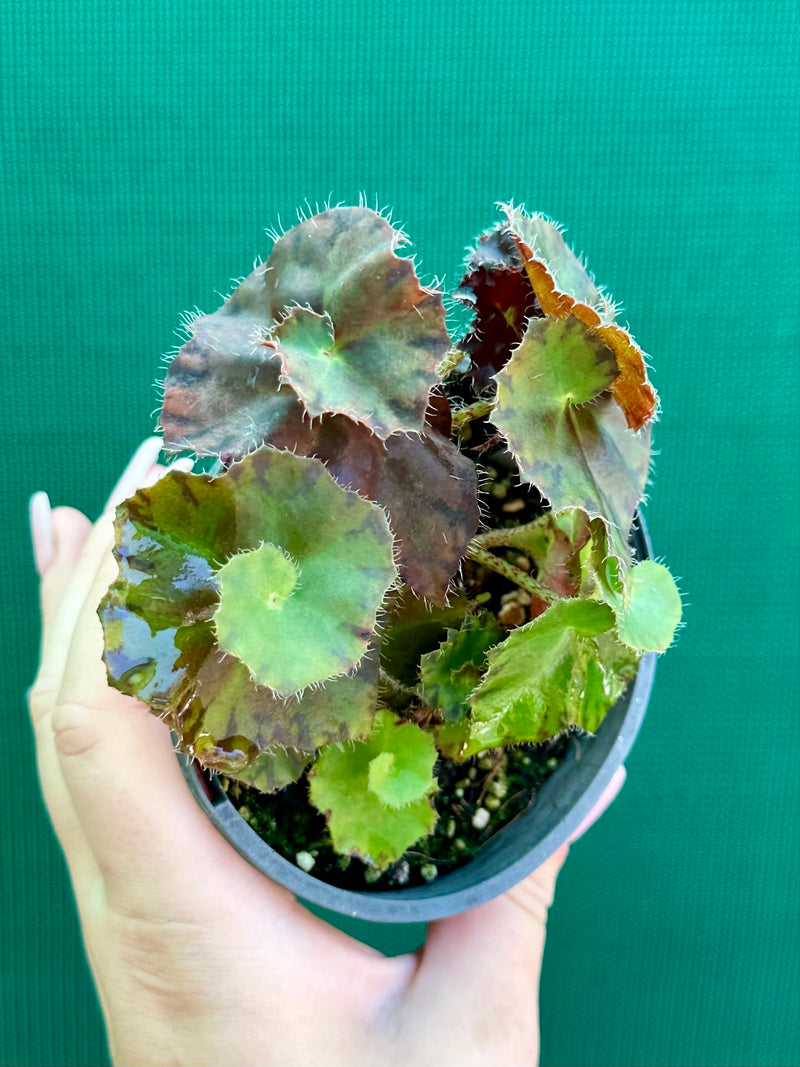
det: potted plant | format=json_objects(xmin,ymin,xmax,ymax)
[{"xmin": 98, "ymin": 202, "xmax": 681, "ymax": 921}]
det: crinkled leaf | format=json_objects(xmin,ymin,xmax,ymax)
[
  {"xmin": 309, "ymin": 711, "xmax": 438, "ymax": 867},
  {"xmin": 491, "ymin": 316, "xmax": 651, "ymax": 559},
  {"xmin": 453, "ymin": 224, "xmax": 540, "ymax": 387},
  {"xmin": 420, "ymin": 613, "xmax": 504, "ymax": 721},
  {"xmin": 502, "ymin": 205, "xmax": 657, "ymax": 430},
  {"xmin": 465, "ymin": 599, "xmax": 638, "ymax": 755},
  {"xmin": 265, "ymin": 206, "xmax": 448, "ymax": 437},
  {"xmin": 585, "ymin": 513, "xmax": 628, "ymax": 599},
  {"xmin": 159, "ymin": 266, "xmax": 300, "ymax": 460},
  {"xmin": 268, "ymin": 410, "xmax": 479, "ymax": 603}
]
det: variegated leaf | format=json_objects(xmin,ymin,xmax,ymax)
[
  {"xmin": 159, "ymin": 266, "xmax": 299, "ymax": 459},
  {"xmin": 268, "ymin": 410, "xmax": 479, "ymax": 603},
  {"xmin": 265, "ymin": 207, "xmax": 448, "ymax": 437},
  {"xmin": 502, "ymin": 205, "xmax": 657, "ymax": 430},
  {"xmin": 491, "ymin": 316, "xmax": 651, "ymax": 559},
  {"xmin": 99, "ymin": 448, "xmax": 397, "ymax": 770}
]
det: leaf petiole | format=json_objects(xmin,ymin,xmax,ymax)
[
  {"xmin": 451, "ymin": 398, "xmax": 495, "ymax": 432},
  {"xmin": 465, "ymin": 543, "xmax": 557, "ymax": 603},
  {"xmin": 470, "ymin": 519, "xmax": 544, "ymax": 549}
]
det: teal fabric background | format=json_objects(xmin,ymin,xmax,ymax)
[{"xmin": 2, "ymin": 1, "xmax": 797, "ymax": 1064}]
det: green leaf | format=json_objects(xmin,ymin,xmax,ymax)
[
  {"xmin": 226, "ymin": 747, "xmax": 310, "ymax": 793},
  {"xmin": 159, "ymin": 265, "xmax": 300, "ymax": 460},
  {"xmin": 217, "ymin": 449, "xmax": 397, "ymax": 693},
  {"xmin": 99, "ymin": 447, "xmax": 397, "ymax": 765},
  {"xmin": 365, "ymin": 717, "xmax": 438, "ymax": 809},
  {"xmin": 565, "ymin": 520, "xmax": 681, "ymax": 652},
  {"xmin": 420, "ymin": 613, "xmax": 504, "ymax": 721},
  {"xmin": 607, "ymin": 559, "xmax": 682, "ymax": 652},
  {"xmin": 268, "ymin": 410, "xmax": 480, "ymax": 603},
  {"xmin": 308, "ymin": 711, "xmax": 438, "ymax": 867},
  {"xmin": 102, "ymin": 610, "xmax": 380, "ymax": 772},
  {"xmin": 465, "ymin": 599, "xmax": 638, "ymax": 755},
  {"xmin": 433, "ymin": 718, "xmax": 473, "ymax": 761},
  {"xmin": 501, "ymin": 205, "xmax": 658, "ymax": 430},
  {"xmin": 491, "ymin": 316, "xmax": 651, "ymax": 558},
  {"xmin": 379, "ymin": 588, "xmax": 470, "ymax": 687},
  {"xmin": 266, "ymin": 206, "xmax": 448, "ymax": 438}
]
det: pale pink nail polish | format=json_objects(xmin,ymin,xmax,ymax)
[{"xmin": 29, "ymin": 491, "xmax": 54, "ymax": 576}]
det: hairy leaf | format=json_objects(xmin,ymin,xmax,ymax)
[
  {"xmin": 173, "ymin": 627, "xmax": 380, "ymax": 764},
  {"xmin": 309, "ymin": 711, "xmax": 438, "ymax": 867},
  {"xmin": 265, "ymin": 206, "xmax": 448, "ymax": 437},
  {"xmin": 465, "ymin": 599, "xmax": 638, "ymax": 755},
  {"xmin": 121, "ymin": 449, "xmax": 396, "ymax": 695},
  {"xmin": 491, "ymin": 316, "xmax": 651, "ymax": 559},
  {"xmin": 570, "ymin": 520, "xmax": 682, "ymax": 652},
  {"xmin": 454, "ymin": 224, "xmax": 540, "ymax": 387},
  {"xmin": 606, "ymin": 559, "xmax": 682, "ymax": 652},
  {"xmin": 226, "ymin": 747, "xmax": 310, "ymax": 793},
  {"xmin": 268, "ymin": 410, "xmax": 479, "ymax": 603},
  {"xmin": 159, "ymin": 266, "xmax": 300, "ymax": 460},
  {"xmin": 419, "ymin": 613, "xmax": 504, "ymax": 721},
  {"xmin": 102, "ymin": 606, "xmax": 379, "ymax": 772},
  {"xmin": 502, "ymin": 205, "xmax": 657, "ymax": 430},
  {"xmin": 99, "ymin": 448, "xmax": 396, "ymax": 765}
]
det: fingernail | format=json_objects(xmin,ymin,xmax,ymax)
[
  {"xmin": 566, "ymin": 765, "xmax": 627, "ymax": 844},
  {"xmin": 168, "ymin": 457, "xmax": 195, "ymax": 474},
  {"xmin": 29, "ymin": 491, "xmax": 54, "ymax": 576},
  {"xmin": 104, "ymin": 437, "xmax": 164, "ymax": 511}
]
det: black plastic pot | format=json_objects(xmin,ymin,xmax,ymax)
[{"xmin": 178, "ymin": 517, "xmax": 656, "ymax": 922}]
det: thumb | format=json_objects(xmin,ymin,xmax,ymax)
[
  {"xmin": 415, "ymin": 844, "xmax": 567, "ymax": 1009},
  {"xmin": 397, "ymin": 850, "xmax": 565, "ymax": 1067},
  {"xmin": 403, "ymin": 767, "xmax": 628, "ymax": 1060}
]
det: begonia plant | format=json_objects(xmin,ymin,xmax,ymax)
[{"xmin": 99, "ymin": 203, "xmax": 681, "ymax": 875}]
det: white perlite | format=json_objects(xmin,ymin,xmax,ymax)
[{"xmin": 472, "ymin": 807, "xmax": 491, "ymax": 831}]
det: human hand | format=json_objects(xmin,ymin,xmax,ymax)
[{"xmin": 28, "ymin": 438, "xmax": 627, "ymax": 1067}]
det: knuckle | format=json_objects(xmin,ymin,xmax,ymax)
[
  {"xmin": 50, "ymin": 701, "xmax": 102, "ymax": 758},
  {"xmin": 504, "ymin": 858, "xmax": 562, "ymax": 922},
  {"xmin": 27, "ymin": 675, "xmax": 58, "ymax": 725}
]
